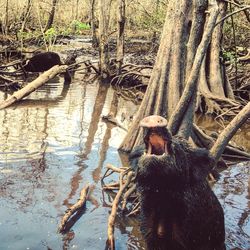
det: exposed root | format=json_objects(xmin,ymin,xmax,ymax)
[
  {"xmin": 198, "ymin": 90, "xmax": 242, "ymax": 120},
  {"xmin": 193, "ymin": 124, "xmax": 250, "ymax": 162}
]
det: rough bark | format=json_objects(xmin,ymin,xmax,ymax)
[
  {"xmin": 168, "ymin": 4, "xmax": 220, "ymax": 136},
  {"xmin": 119, "ymin": 1, "xmax": 191, "ymax": 151},
  {"xmin": 178, "ymin": 0, "xmax": 208, "ymax": 139}
]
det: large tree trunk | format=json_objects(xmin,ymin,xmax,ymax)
[
  {"xmin": 119, "ymin": 0, "xmax": 220, "ymax": 152},
  {"xmin": 197, "ymin": 0, "xmax": 236, "ymax": 115}
]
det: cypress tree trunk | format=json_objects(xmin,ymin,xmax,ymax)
[{"xmin": 119, "ymin": 0, "xmax": 221, "ymax": 152}]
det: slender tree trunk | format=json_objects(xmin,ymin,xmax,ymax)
[
  {"xmin": 45, "ymin": 0, "xmax": 58, "ymax": 32},
  {"xmin": 151, "ymin": 0, "xmax": 160, "ymax": 45},
  {"xmin": 4, "ymin": 0, "xmax": 9, "ymax": 35},
  {"xmin": 19, "ymin": 0, "xmax": 32, "ymax": 50},
  {"xmin": 116, "ymin": 0, "xmax": 126, "ymax": 73},
  {"xmin": 90, "ymin": 0, "xmax": 99, "ymax": 47},
  {"xmin": 178, "ymin": 0, "xmax": 208, "ymax": 139},
  {"xmin": 208, "ymin": 1, "xmax": 227, "ymax": 96},
  {"xmin": 98, "ymin": 0, "xmax": 112, "ymax": 79},
  {"xmin": 75, "ymin": 0, "xmax": 79, "ymax": 20}
]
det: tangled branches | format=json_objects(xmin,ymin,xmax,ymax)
[{"xmin": 101, "ymin": 164, "xmax": 139, "ymax": 249}]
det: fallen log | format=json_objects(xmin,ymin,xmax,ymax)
[{"xmin": 0, "ymin": 65, "xmax": 68, "ymax": 110}]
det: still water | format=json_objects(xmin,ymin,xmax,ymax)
[{"xmin": 0, "ymin": 76, "xmax": 249, "ymax": 250}]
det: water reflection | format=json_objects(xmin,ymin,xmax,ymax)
[
  {"xmin": 0, "ymin": 76, "xmax": 249, "ymax": 250},
  {"xmin": 214, "ymin": 162, "xmax": 250, "ymax": 250}
]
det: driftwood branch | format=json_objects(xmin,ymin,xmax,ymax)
[
  {"xmin": 0, "ymin": 65, "xmax": 68, "ymax": 110},
  {"xmin": 106, "ymin": 171, "xmax": 134, "ymax": 250},
  {"xmin": 58, "ymin": 184, "xmax": 90, "ymax": 233}
]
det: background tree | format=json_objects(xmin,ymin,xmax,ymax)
[
  {"xmin": 45, "ymin": 0, "xmax": 58, "ymax": 32},
  {"xmin": 116, "ymin": 0, "xmax": 126, "ymax": 73},
  {"xmin": 98, "ymin": 0, "xmax": 112, "ymax": 79},
  {"xmin": 89, "ymin": 0, "xmax": 99, "ymax": 48}
]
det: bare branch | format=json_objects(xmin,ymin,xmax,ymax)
[
  {"xmin": 215, "ymin": 5, "xmax": 250, "ymax": 26},
  {"xmin": 210, "ymin": 102, "xmax": 250, "ymax": 161}
]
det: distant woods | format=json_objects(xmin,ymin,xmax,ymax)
[{"xmin": 0, "ymin": 0, "xmax": 168, "ymax": 37}]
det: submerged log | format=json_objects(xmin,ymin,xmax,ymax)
[{"xmin": 0, "ymin": 65, "xmax": 68, "ymax": 110}]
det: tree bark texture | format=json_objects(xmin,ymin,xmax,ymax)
[{"xmin": 119, "ymin": 0, "xmax": 221, "ymax": 152}]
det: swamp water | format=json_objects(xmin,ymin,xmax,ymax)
[{"xmin": 0, "ymin": 76, "xmax": 249, "ymax": 250}]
